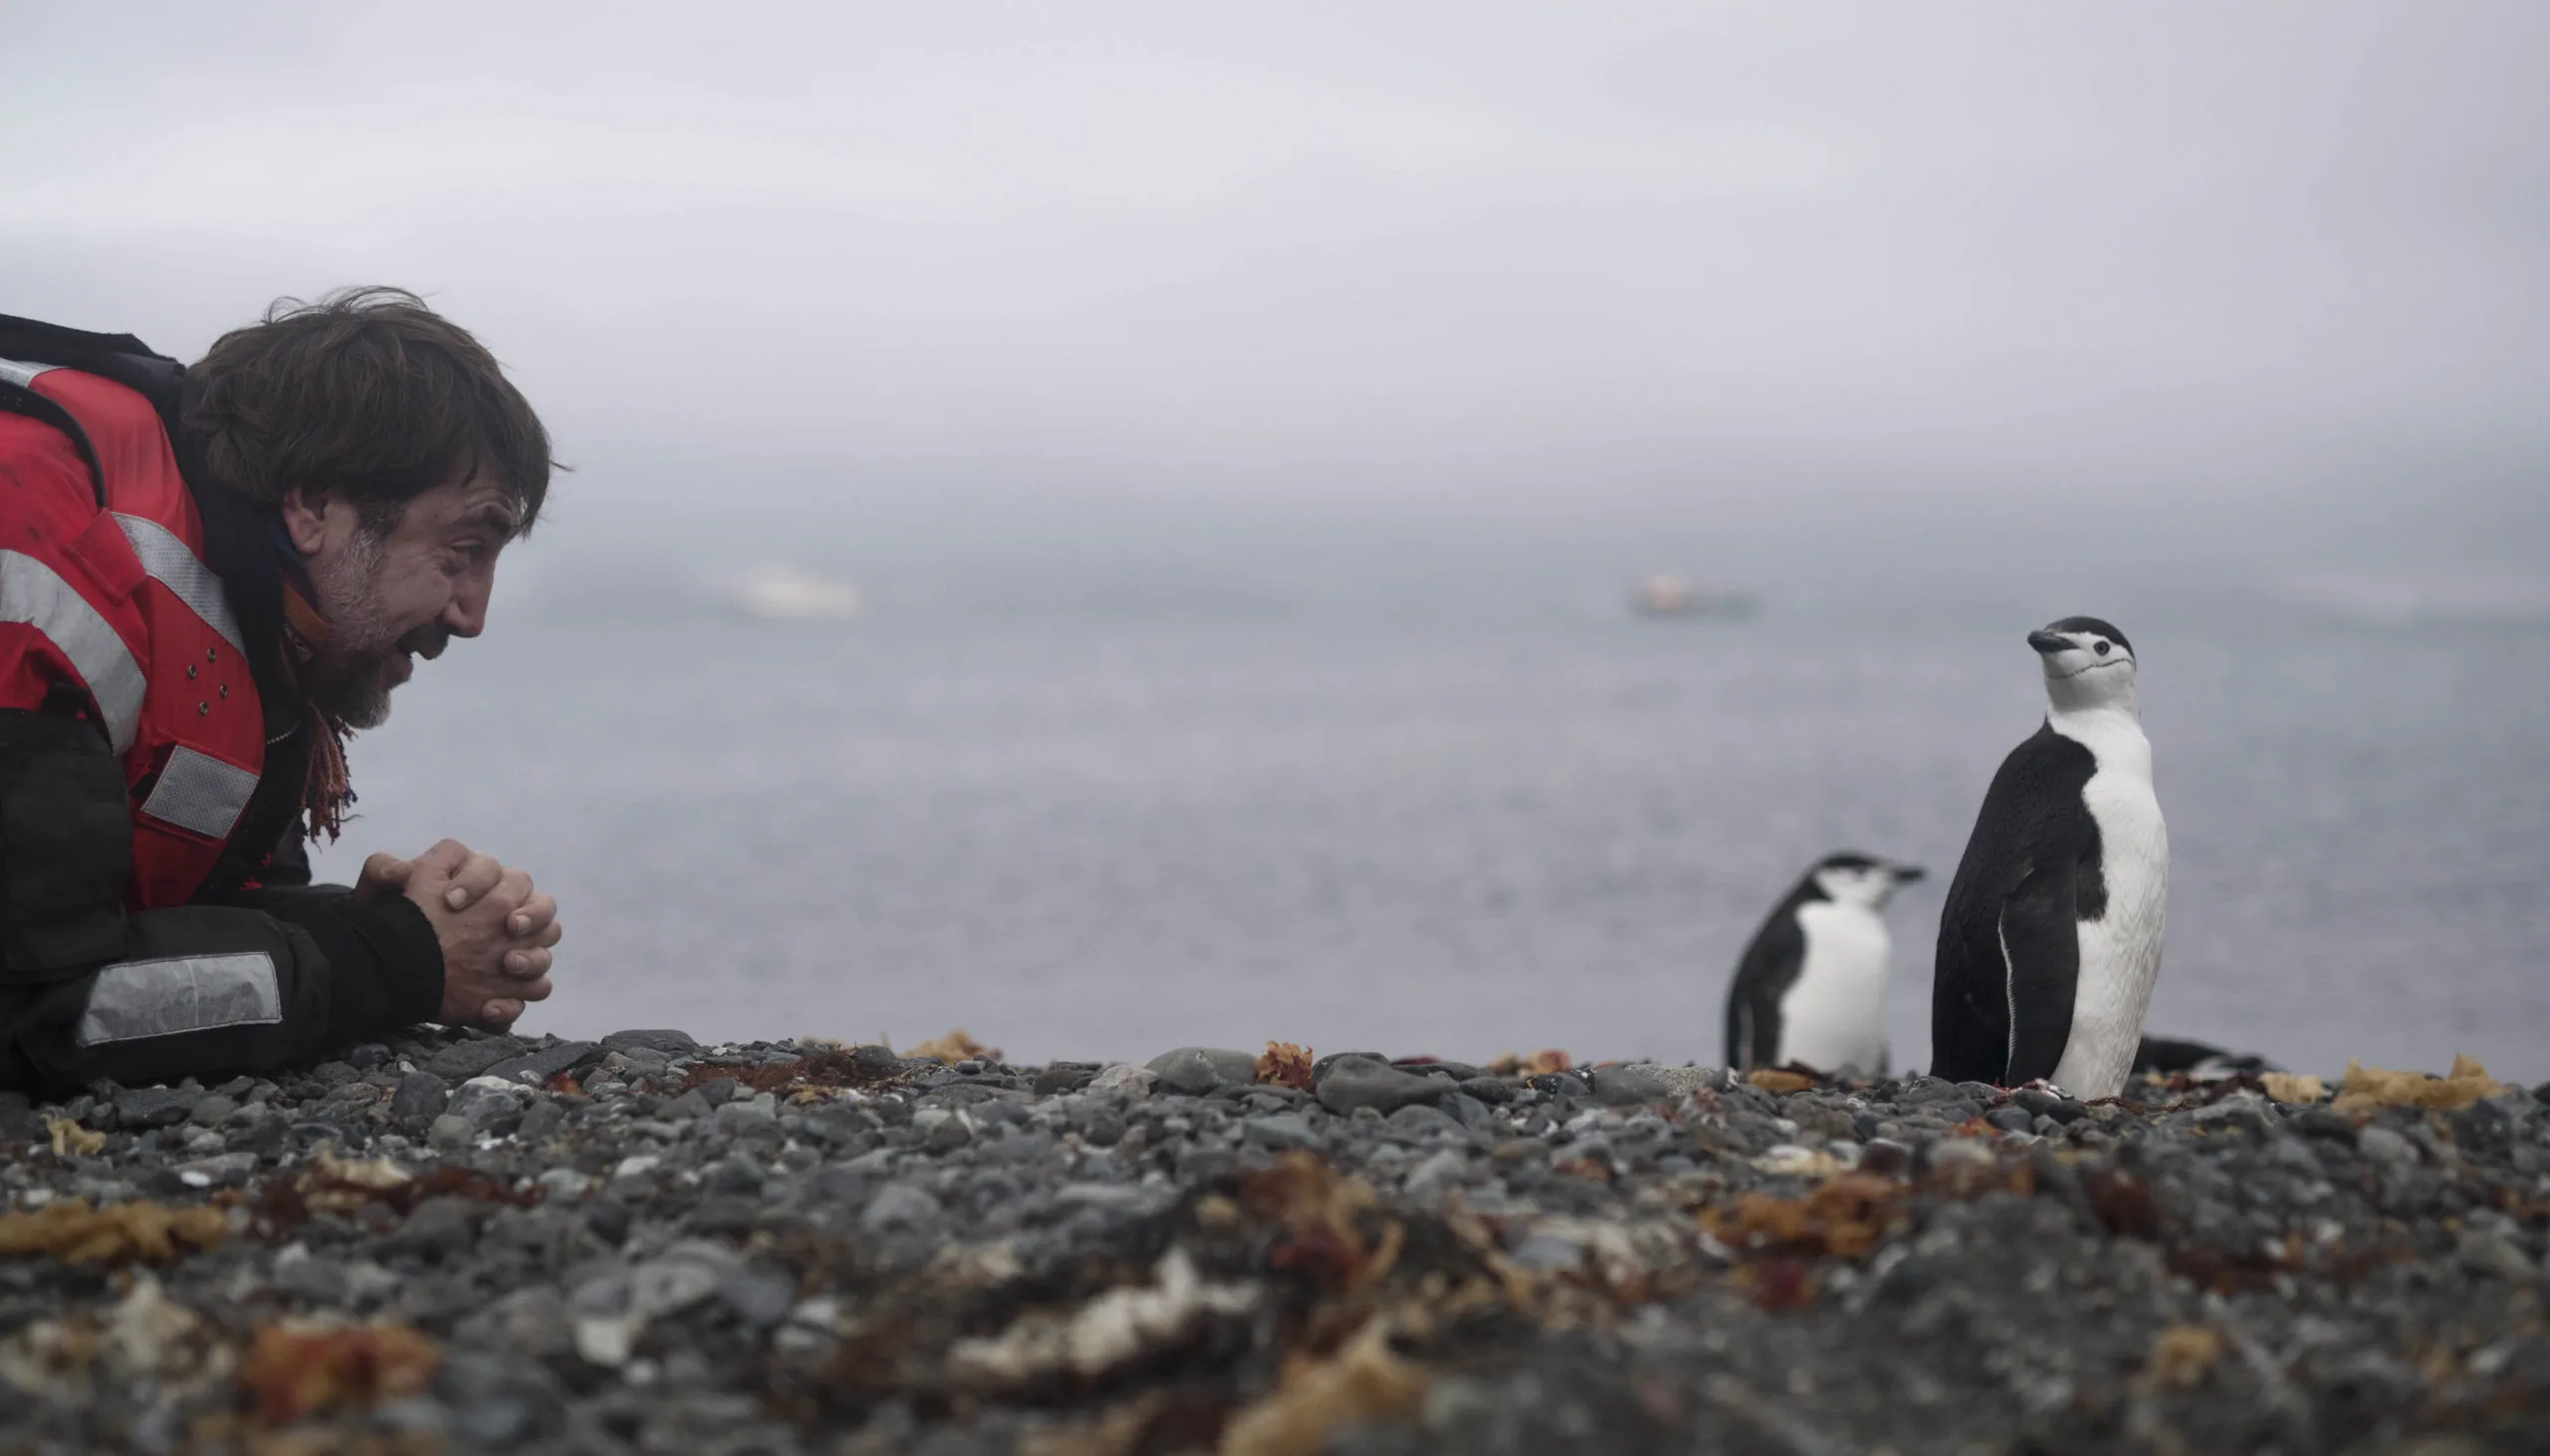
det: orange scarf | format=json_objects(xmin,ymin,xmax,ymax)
[{"xmin": 276, "ymin": 561, "xmax": 357, "ymax": 843}]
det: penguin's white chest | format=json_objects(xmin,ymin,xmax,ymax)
[
  {"xmin": 1778, "ymin": 902, "xmax": 1892, "ymax": 1076},
  {"xmin": 2050, "ymin": 724, "xmax": 2168, "ymax": 1098}
]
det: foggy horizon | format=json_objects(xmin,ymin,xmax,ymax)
[{"xmin": 7, "ymin": 1, "xmax": 2547, "ymax": 618}]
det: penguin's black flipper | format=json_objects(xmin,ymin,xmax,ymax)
[
  {"xmin": 1725, "ymin": 905, "xmax": 1806, "ymax": 1072},
  {"xmin": 1931, "ymin": 723, "xmax": 2100, "ymax": 1086},
  {"xmin": 1930, "ymin": 893, "xmax": 2012, "ymax": 1084},
  {"xmin": 1996, "ymin": 859, "xmax": 2080, "ymax": 1084}
]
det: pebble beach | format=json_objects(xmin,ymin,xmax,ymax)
[{"xmin": 4, "ymin": 1029, "xmax": 2548, "ymax": 1455}]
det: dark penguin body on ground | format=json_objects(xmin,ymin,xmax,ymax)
[
  {"xmin": 2136, "ymin": 1033, "xmax": 2279, "ymax": 1077},
  {"xmin": 1724, "ymin": 853, "xmax": 1922, "ymax": 1076},
  {"xmin": 1933, "ymin": 616, "xmax": 2168, "ymax": 1099}
]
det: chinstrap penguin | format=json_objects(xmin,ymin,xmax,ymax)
[
  {"xmin": 1931, "ymin": 616, "xmax": 2168, "ymax": 1099},
  {"xmin": 1725, "ymin": 853, "xmax": 1925, "ymax": 1077}
]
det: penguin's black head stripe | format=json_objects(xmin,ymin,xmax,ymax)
[{"xmin": 2042, "ymin": 615, "xmax": 2132, "ymax": 653}]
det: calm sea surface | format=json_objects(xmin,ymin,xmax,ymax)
[{"xmin": 314, "ymin": 600, "xmax": 2550, "ymax": 1081}]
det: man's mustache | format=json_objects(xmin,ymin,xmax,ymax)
[{"xmin": 395, "ymin": 628, "xmax": 451, "ymax": 661}]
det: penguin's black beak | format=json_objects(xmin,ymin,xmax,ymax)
[
  {"xmin": 1892, "ymin": 864, "xmax": 1927, "ymax": 883},
  {"xmin": 2026, "ymin": 628, "xmax": 2071, "ymax": 655}
]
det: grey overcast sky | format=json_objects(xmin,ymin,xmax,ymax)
[{"xmin": 5, "ymin": 1, "xmax": 2546, "ymax": 612}]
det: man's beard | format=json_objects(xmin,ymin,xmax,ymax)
[{"xmin": 303, "ymin": 527, "xmax": 438, "ymax": 730}]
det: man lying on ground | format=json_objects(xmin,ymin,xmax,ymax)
[{"xmin": 0, "ymin": 288, "xmax": 562, "ymax": 1093}]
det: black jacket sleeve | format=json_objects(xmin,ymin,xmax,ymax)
[{"xmin": 0, "ymin": 709, "xmax": 444, "ymax": 1095}]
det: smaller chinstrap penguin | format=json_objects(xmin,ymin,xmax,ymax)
[
  {"xmin": 1725, "ymin": 853, "xmax": 1925, "ymax": 1077},
  {"xmin": 1931, "ymin": 615, "xmax": 2168, "ymax": 1099}
]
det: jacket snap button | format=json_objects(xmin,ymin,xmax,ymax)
[
  {"xmin": 186, "ymin": 664, "xmax": 197, "ymax": 679},
  {"xmin": 206, "ymin": 648, "xmax": 217, "ymax": 662},
  {"xmin": 218, "ymin": 684, "xmax": 229, "ymax": 698},
  {"xmin": 197, "ymin": 702, "xmax": 209, "ymax": 715}
]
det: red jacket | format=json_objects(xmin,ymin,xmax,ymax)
[{"xmin": 0, "ymin": 316, "xmax": 442, "ymax": 1093}]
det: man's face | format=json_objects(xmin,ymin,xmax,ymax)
[{"xmin": 289, "ymin": 474, "xmax": 518, "ymax": 728}]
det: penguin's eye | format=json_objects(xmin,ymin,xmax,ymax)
[{"xmin": 2094, "ymin": 641, "xmax": 2111, "ymax": 656}]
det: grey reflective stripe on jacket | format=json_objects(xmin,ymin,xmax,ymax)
[
  {"xmin": 0, "ymin": 358, "xmax": 59, "ymax": 388},
  {"xmin": 0, "ymin": 549, "xmax": 144, "ymax": 753},
  {"xmin": 73, "ymin": 951, "xmax": 284, "ymax": 1047},
  {"xmin": 114, "ymin": 514, "xmax": 245, "ymax": 652},
  {"xmin": 138, "ymin": 745, "xmax": 260, "ymax": 842}
]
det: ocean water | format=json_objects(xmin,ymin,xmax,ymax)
[{"xmin": 314, "ymin": 598, "xmax": 2550, "ymax": 1081}]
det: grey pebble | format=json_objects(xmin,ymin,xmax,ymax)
[
  {"xmin": 516, "ymin": 1097, "xmax": 567, "ymax": 1141},
  {"xmin": 1055, "ymin": 1182, "xmax": 1167, "ymax": 1214},
  {"xmin": 427, "ymin": 1036, "xmax": 528, "ymax": 1081},
  {"xmin": 718, "ymin": 1266, "xmax": 799, "ymax": 1328},
  {"xmin": 1033, "ymin": 1062, "xmax": 1102, "ymax": 1095},
  {"xmin": 1311, "ymin": 1051, "xmax": 1391, "ymax": 1084},
  {"xmin": 981, "ymin": 1129, "xmax": 1058, "ymax": 1164},
  {"xmin": 1589, "ymin": 1064, "xmax": 1674, "ymax": 1106},
  {"xmin": 0, "ymin": 1090, "xmax": 42, "ymax": 1142},
  {"xmin": 389, "ymin": 1070, "xmax": 449, "ymax": 1121},
  {"xmin": 1244, "ymin": 1113, "xmax": 1322, "ymax": 1150},
  {"xmin": 2457, "ymin": 1229, "xmax": 2539, "ymax": 1282},
  {"xmin": 437, "ymin": 1350, "xmax": 569, "ymax": 1448},
  {"xmin": 272, "ymin": 1253, "xmax": 352, "ymax": 1305},
  {"xmin": 1317, "ymin": 1056, "xmax": 1455, "ymax": 1116},
  {"xmin": 585, "ymin": 1200, "xmax": 635, "ymax": 1245},
  {"xmin": 714, "ymin": 1097, "xmax": 780, "ymax": 1134},
  {"xmin": 395, "ymin": 1196, "xmax": 481, "ymax": 1255},
  {"xmin": 863, "ymin": 1184, "xmax": 943, "ymax": 1233},
  {"xmin": 173, "ymin": 1151, "xmax": 257, "ymax": 1188},
  {"xmin": 1147, "ymin": 1047, "xmax": 1261, "ymax": 1094},
  {"xmin": 481, "ymin": 1040, "xmax": 603, "ymax": 1088},
  {"xmin": 1386, "ymin": 1103, "xmax": 1460, "ymax": 1139},
  {"xmin": 446, "ymin": 1078, "xmax": 524, "ymax": 1118},
  {"xmin": 2359, "ymin": 1125, "xmax": 2419, "ymax": 1166},
  {"xmin": 601, "ymin": 1027, "xmax": 701, "ymax": 1057},
  {"xmin": 114, "ymin": 1087, "xmax": 193, "ymax": 1129},
  {"xmin": 186, "ymin": 1093, "xmax": 237, "ymax": 1126},
  {"xmin": 1403, "ymin": 1147, "xmax": 1470, "ymax": 1199}
]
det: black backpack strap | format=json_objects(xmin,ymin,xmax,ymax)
[{"xmin": 0, "ymin": 312, "xmax": 188, "ymax": 445}]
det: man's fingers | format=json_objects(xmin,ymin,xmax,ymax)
[
  {"xmin": 506, "ymin": 892, "xmax": 558, "ymax": 938},
  {"xmin": 352, "ymin": 852, "xmax": 410, "ymax": 901},
  {"xmin": 478, "ymin": 999, "xmax": 524, "ymax": 1029},
  {"xmin": 502, "ymin": 947, "xmax": 551, "ymax": 978},
  {"xmin": 480, "ymin": 974, "xmax": 551, "ymax": 1024},
  {"xmin": 442, "ymin": 850, "xmax": 502, "ymax": 908},
  {"xmin": 442, "ymin": 851, "xmax": 506, "ymax": 910},
  {"xmin": 415, "ymin": 839, "xmax": 473, "ymax": 876},
  {"xmin": 485, "ymin": 866, "xmax": 534, "ymax": 917}
]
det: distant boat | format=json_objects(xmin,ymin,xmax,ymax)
[
  {"xmin": 1632, "ymin": 575, "xmax": 1756, "ymax": 619},
  {"xmin": 732, "ymin": 566, "xmax": 864, "ymax": 621}
]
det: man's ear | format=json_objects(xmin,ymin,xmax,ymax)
[{"xmin": 277, "ymin": 487, "xmax": 336, "ymax": 558}]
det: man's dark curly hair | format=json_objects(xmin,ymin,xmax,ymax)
[{"xmin": 184, "ymin": 286, "xmax": 556, "ymax": 535}]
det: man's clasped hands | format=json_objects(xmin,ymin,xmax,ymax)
[{"xmin": 354, "ymin": 840, "xmax": 562, "ymax": 1031}]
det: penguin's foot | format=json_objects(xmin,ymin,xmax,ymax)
[{"xmin": 2016, "ymin": 1078, "xmax": 2073, "ymax": 1098}]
